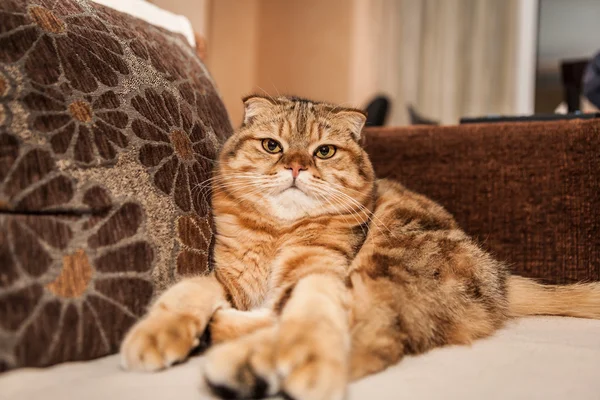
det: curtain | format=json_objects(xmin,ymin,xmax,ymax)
[{"xmin": 357, "ymin": 0, "xmax": 520, "ymax": 125}]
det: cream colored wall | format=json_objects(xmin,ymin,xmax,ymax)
[
  {"xmin": 205, "ymin": 0, "xmax": 260, "ymax": 127},
  {"xmin": 210, "ymin": 0, "xmax": 355, "ymax": 126},
  {"xmin": 149, "ymin": 0, "xmax": 357, "ymax": 127},
  {"xmin": 255, "ymin": 0, "xmax": 353, "ymax": 105}
]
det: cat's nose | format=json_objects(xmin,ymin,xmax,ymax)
[{"xmin": 285, "ymin": 162, "xmax": 308, "ymax": 179}]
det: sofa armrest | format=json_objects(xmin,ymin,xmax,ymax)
[{"xmin": 363, "ymin": 120, "xmax": 600, "ymax": 283}]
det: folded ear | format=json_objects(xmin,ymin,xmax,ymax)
[
  {"xmin": 242, "ymin": 95, "xmax": 276, "ymax": 125},
  {"xmin": 334, "ymin": 109, "xmax": 367, "ymax": 141}
]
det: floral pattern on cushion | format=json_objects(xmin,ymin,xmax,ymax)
[
  {"xmin": 22, "ymin": 83, "xmax": 129, "ymax": 164},
  {"xmin": 176, "ymin": 214, "xmax": 213, "ymax": 277},
  {"xmin": 0, "ymin": 185, "xmax": 154, "ymax": 370},
  {"xmin": 132, "ymin": 88, "xmax": 215, "ymax": 215},
  {"xmin": 0, "ymin": 131, "xmax": 74, "ymax": 212},
  {"xmin": 0, "ymin": 0, "xmax": 129, "ymax": 93}
]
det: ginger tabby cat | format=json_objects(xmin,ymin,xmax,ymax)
[{"xmin": 120, "ymin": 95, "xmax": 600, "ymax": 400}]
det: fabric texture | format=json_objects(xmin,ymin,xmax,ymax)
[
  {"xmin": 0, "ymin": 0, "xmax": 232, "ymax": 371},
  {"xmin": 0, "ymin": 317, "xmax": 599, "ymax": 400},
  {"xmin": 363, "ymin": 119, "xmax": 600, "ymax": 284}
]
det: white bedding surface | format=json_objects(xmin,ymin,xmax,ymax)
[{"xmin": 1, "ymin": 317, "xmax": 599, "ymax": 400}]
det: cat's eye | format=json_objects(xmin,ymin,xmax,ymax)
[
  {"xmin": 315, "ymin": 145, "xmax": 336, "ymax": 159},
  {"xmin": 261, "ymin": 139, "xmax": 282, "ymax": 154}
]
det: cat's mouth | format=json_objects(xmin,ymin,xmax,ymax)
[
  {"xmin": 285, "ymin": 185, "xmax": 302, "ymax": 192},
  {"xmin": 282, "ymin": 181, "xmax": 305, "ymax": 194},
  {"xmin": 275, "ymin": 175, "xmax": 313, "ymax": 197}
]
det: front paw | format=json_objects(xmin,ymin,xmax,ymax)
[
  {"xmin": 201, "ymin": 322, "xmax": 348, "ymax": 400},
  {"xmin": 276, "ymin": 321, "xmax": 348, "ymax": 400},
  {"xmin": 120, "ymin": 309, "xmax": 202, "ymax": 372},
  {"xmin": 201, "ymin": 327, "xmax": 280, "ymax": 399}
]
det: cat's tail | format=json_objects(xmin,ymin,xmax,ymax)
[{"xmin": 507, "ymin": 276, "xmax": 600, "ymax": 319}]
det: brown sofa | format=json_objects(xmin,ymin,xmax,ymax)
[
  {"xmin": 1, "ymin": 1, "xmax": 599, "ymax": 399},
  {"xmin": 2, "ymin": 118, "xmax": 599, "ymax": 399}
]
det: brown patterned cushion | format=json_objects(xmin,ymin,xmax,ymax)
[{"xmin": 0, "ymin": 0, "xmax": 232, "ymax": 371}]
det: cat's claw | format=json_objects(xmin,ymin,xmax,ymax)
[{"xmin": 120, "ymin": 309, "xmax": 201, "ymax": 372}]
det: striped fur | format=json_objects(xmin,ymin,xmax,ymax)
[{"xmin": 120, "ymin": 96, "xmax": 600, "ymax": 400}]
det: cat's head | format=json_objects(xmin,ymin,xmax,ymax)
[{"xmin": 215, "ymin": 95, "xmax": 375, "ymax": 221}]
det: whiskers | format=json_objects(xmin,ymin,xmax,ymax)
[
  {"xmin": 308, "ymin": 179, "xmax": 396, "ymax": 241},
  {"xmin": 191, "ymin": 173, "xmax": 279, "ymax": 210}
]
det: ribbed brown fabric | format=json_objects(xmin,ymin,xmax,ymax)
[{"xmin": 363, "ymin": 120, "xmax": 600, "ymax": 284}]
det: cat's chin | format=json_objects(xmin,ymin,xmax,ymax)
[{"xmin": 267, "ymin": 188, "xmax": 321, "ymax": 221}]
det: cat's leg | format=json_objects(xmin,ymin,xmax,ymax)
[
  {"xmin": 120, "ymin": 273, "xmax": 228, "ymax": 372},
  {"xmin": 276, "ymin": 274, "xmax": 350, "ymax": 400},
  {"xmin": 202, "ymin": 273, "xmax": 350, "ymax": 400},
  {"xmin": 346, "ymin": 271, "xmax": 407, "ymax": 381}
]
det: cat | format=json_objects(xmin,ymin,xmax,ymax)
[{"xmin": 120, "ymin": 95, "xmax": 600, "ymax": 400}]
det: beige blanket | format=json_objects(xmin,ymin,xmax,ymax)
[{"xmin": 1, "ymin": 317, "xmax": 599, "ymax": 400}]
